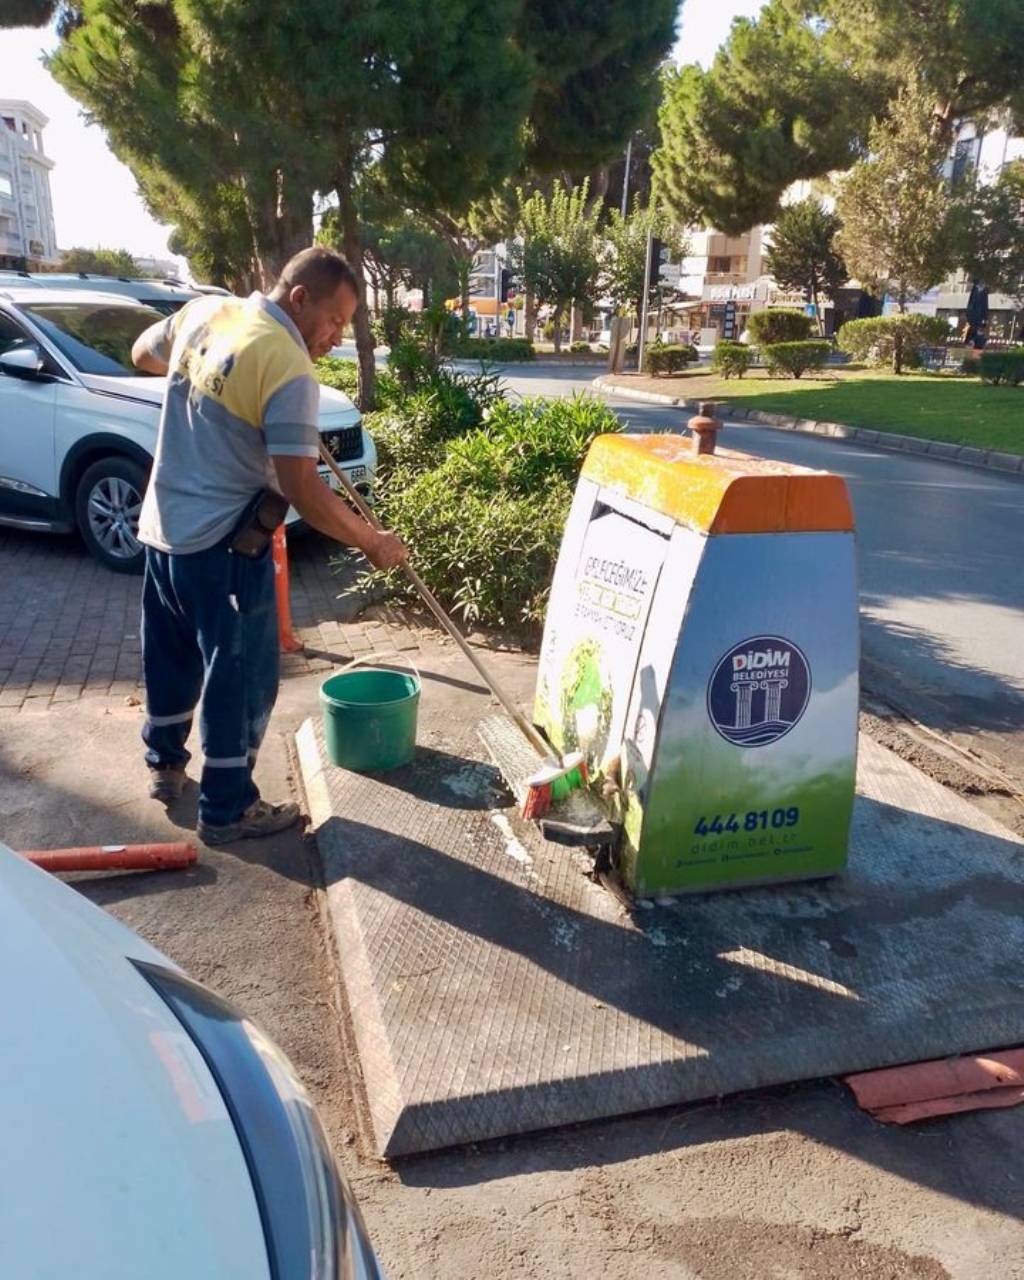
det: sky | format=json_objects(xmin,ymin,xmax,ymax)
[{"xmin": 0, "ymin": 0, "xmax": 765, "ymax": 266}]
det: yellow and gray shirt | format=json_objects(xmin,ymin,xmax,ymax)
[{"xmin": 137, "ymin": 292, "xmax": 320, "ymax": 554}]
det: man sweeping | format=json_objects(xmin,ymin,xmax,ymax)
[{"xmin": 131, "ymin": 247, "xmax": 405, "ymax": 844}]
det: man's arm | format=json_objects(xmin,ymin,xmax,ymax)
[
  {"xmin": 131, "ymin": 317, "xmax": 174, "ymax": 376},
  {"xmin": 272, "ymin": 455, "xmax": 406, "ymax": 570}
]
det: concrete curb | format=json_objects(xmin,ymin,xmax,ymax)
[
  {"xmin": 533, "ymin": 358, "xmax": 608, "ymax": 368},
  {"xmin": 454, "ymin": 356, "xmax": 608, "ymax": 370},
  {"xmin": 592, "ymin": 376, "xmax": 1024, "ymax": 478}
]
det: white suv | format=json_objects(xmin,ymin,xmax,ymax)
[{"xmin": 0, "ymin": 286, "xmax": 376, "ymax": 572}]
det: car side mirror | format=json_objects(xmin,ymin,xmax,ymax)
[{"xmin": 0, "ymin": 343, "xmax": 52, "ymax": 381}]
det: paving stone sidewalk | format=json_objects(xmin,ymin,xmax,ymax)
[{"xmin": 0, "ymin": 526, "xmax": 419, "ymax": 711}]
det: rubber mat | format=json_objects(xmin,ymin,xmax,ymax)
[{"xmin": 298, "ymin": 721, "xmax": 1024, "ymax": 1156}]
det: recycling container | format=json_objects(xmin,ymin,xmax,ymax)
[{"xmin": 534, "ymin": 430, "xmax": 858, "ymax": 897}]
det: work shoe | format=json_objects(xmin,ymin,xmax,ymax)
[
  {"xmin": 198, "ymin": 799, "xmax": 300, "ymax": 846},
  {"xmin": 148, "ymin": 766, "xmax": 187, "ymax": 805}
]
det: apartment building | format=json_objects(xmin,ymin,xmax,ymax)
[
  {"xmin": 0, "ymin": 100, "xmax": 58, "ymax": 270},
  {"xmin": 661, "ymin": 224, "xmax": 818, "ymax": 344},
  {"xmin": 925, "ymin": 120, "xmax": 1024, "ymax": 342}
]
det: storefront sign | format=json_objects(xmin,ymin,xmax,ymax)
[
  {"xmin": 767, "ymin": 289, "xmax": 808, "ymax": 307},
  {"xmin": 707, "ymin": 283, "xmax": 758, "ymax": 301}
]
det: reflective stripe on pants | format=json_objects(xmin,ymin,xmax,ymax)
[{"xmin": 141, "ymin": 540, "xmax": 279, "ymax": 826}]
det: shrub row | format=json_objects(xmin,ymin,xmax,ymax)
[
  {"xmin": 978, "ymin": 347, "xmax": 1024, "ymax": 386},
  {"xmin": 314, "ymin": 355, "xmax": 359, "ymax": 397},
  {"xmin": 710, "ymin": 341, "xmax": 752, "ymax": 378},
  {"xmin": 364, "ymin": 364, "xmax": 504, "ymax": 474},
  {"xmin": 647, "ymin": 342, "xmax": 700, "ymax": 375},
  {"xmin": 369, "ymin": 392, "xmax": 622, "ymax": 630},
  {"xmin": 762, "ymin": 340, "xmax": 831, "ymax": 378},
  {"xmin": 450, "ymin": 337, "xmax": 535, "ymax": 361}
]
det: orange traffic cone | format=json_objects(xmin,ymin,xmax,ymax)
[{"xmin": 272, "ymin": 525, "xmax": 304, "ymax": 653}]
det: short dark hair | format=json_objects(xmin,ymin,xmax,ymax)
[{"xmin": 273, "ymin": 246, "xmax": 359, "ymax": 302}]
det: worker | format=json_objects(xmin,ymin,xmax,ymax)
[{"xmin": 131, "ymin": 247, "xmax": 406, "ymax": 845}]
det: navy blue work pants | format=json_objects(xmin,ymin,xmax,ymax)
[{"xmin": 141, "ymin": 540, "xmax": 279, "ymax": 827}]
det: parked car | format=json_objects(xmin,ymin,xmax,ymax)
[
  {"xmin": 161, "ymin": 277, "xmax": 234, "ymax": 298},
  {"xmin": 0, "ymin": 285, "xmax": 376, "ymax": 573},
  {"xmin": 0, "ymin": 270, "xmax": 200, "ymax": 314},
  {"xmin": 0, "ymin": 841, "xmax": 384, "ymax": 1279}
]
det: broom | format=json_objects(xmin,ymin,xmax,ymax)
[{"xmin": 316, "ymin": 442, "xmax": 586, "ymax": 818}]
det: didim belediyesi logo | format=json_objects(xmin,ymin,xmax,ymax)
[{"xmin": 707, "ymin": 635, "xmax": 811, "ymax": 747}]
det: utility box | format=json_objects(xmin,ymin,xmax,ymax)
[{"xmin": 534, "ymin": 432, "xmax": 859, "ymax": 897}]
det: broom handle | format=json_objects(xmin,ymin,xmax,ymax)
[{"xmin": 316, "ymin": 443, "xmax": 553, "ymax": 759}]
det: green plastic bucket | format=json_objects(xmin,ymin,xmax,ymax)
[{"xmin": 319, "ymin": 664, "xmax": 421, "ymax": 772}]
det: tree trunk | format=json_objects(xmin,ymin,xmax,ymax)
[
  {"xmin": 525, "ymin": 287, "xmax": 536, "ymax": 341},
  {"xmin": 458, "ymin": 255, "xmax": 471, "ymax": 329},
  {"xmin": 811, "ymin": 281, "xmax": 824, "ymax": 336},
  {"xmin": 252, "ymin": 175, "xmax": 313, "ymax": 284},
  {"xmin": 552, "ymin": 304, "xmax": 565, "ymax": 354},
  {"xmin": 336, "ymin": 176, "xmax": 376, "ymax": 411},
  {"xmin": 570, "ymin": 304, "xmax": 583, "ymax": 342},
  {"xmin": 893, "ymin": 285, "xmax": 908, "ymax": 375}
]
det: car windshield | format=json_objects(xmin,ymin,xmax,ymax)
[{"xmin": 21, "ymin": 301, "xmax": 166, "ymax": 376}]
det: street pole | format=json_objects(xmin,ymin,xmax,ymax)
[
  {"xmin": 638, "ymin": 229, "xmax": 653, "ymax": 373},
  {"xmin": 621, "ymin": 135, "xmax": 633, "ymax": 217}
]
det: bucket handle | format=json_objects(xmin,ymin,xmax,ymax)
[{"xmin": 338, "ymin": 650, "xmax": 422, "ymax": 689}]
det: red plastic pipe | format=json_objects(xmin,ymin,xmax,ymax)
[{"xmin": 21, "ymin": 843, "xmax": 197, "ymax": 873}]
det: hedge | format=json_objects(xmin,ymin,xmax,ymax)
[
  {"xmin": 451, "ymin": 337, "xmax": 535, "ymax": 361},
  {"xmin": 762, "ymin": 340, "xmax": 831, "ymax": 379},
  {"xmin": 710, "ymin": 341, "xmax": 753, "ymax": 378},
  {"xmin": 978, "ymin": 347, "xmax": 1024, "ymax": 386},
  {"xmin": 747, "ymin": 308, "xmax": 813, "ymax": 345},
  {"xmin": 365, "ymin": 365, "xmax": 503, "ymax": 475},
  {"xmin": 314, "ymin": 355, "xmax": 359, "ymax": 397},
  {"xmin": 370, "ymin": 394, "xmax": 621, "ymax": 629},
  {"xmin": 646, "ymin": 343, "xmax": 700, "ymax": 375}
]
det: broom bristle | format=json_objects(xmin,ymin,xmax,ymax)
[{"xmin": 521, "ymin": 754, "xmax": 587, "ymax": 819}]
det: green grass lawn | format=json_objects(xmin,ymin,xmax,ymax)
[{"xmin": 639, "ymin": 368, "xmax": 1024, "ymax": 455}]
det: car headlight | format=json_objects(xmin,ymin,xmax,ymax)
[{"xmin": 135, "ymin": 962, "xmax": 383, "ymax": 1280}]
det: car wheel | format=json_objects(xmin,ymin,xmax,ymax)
[{"xmin": 75, "ymin": 456, "xmax": 147, "ymax": 574}]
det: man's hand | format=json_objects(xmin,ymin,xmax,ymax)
[{"xmin": 364, "ymin": 529, "xmax": 407, "ymax": 570}]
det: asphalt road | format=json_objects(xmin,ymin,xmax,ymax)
[{"xmin": 497, "ymin": 363, "xmax": 1024, "ymax": 782}]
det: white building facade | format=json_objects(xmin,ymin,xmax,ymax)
[
  {"xmin": 0, "ymin": 100, "xmax": 59, "ymax": 270},
  {"xmin": 925, "ymin": 120, "xmax": 1024, "ymax": 341}
]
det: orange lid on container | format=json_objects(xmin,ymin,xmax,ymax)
[{"xmin": 582, "ymin": 434, "xmax": 854, "ymax": 535}]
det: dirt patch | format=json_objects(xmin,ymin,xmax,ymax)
[
  {"xmin": 860, "ymin": 710, "xmax": 1024, "ymax": 837},
  {"xmin": 654, "ymin": 1216, "xmax": 950, "ymax": 1280}
]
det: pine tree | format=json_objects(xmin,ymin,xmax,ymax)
[
  {"xmin": 654, "ymin": 5, "xmax": 872, "ymax": 233},
  {"xmin": 11, "ymin": 0, "xmax": 676, "ymax": 407},
  {"xmin": 654, "ymin": 0, "xmax": 1024, "ymax": 233},
  {"xmin": 765, "ymin": 198, "xmax": 847, "ymax": 335}
]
